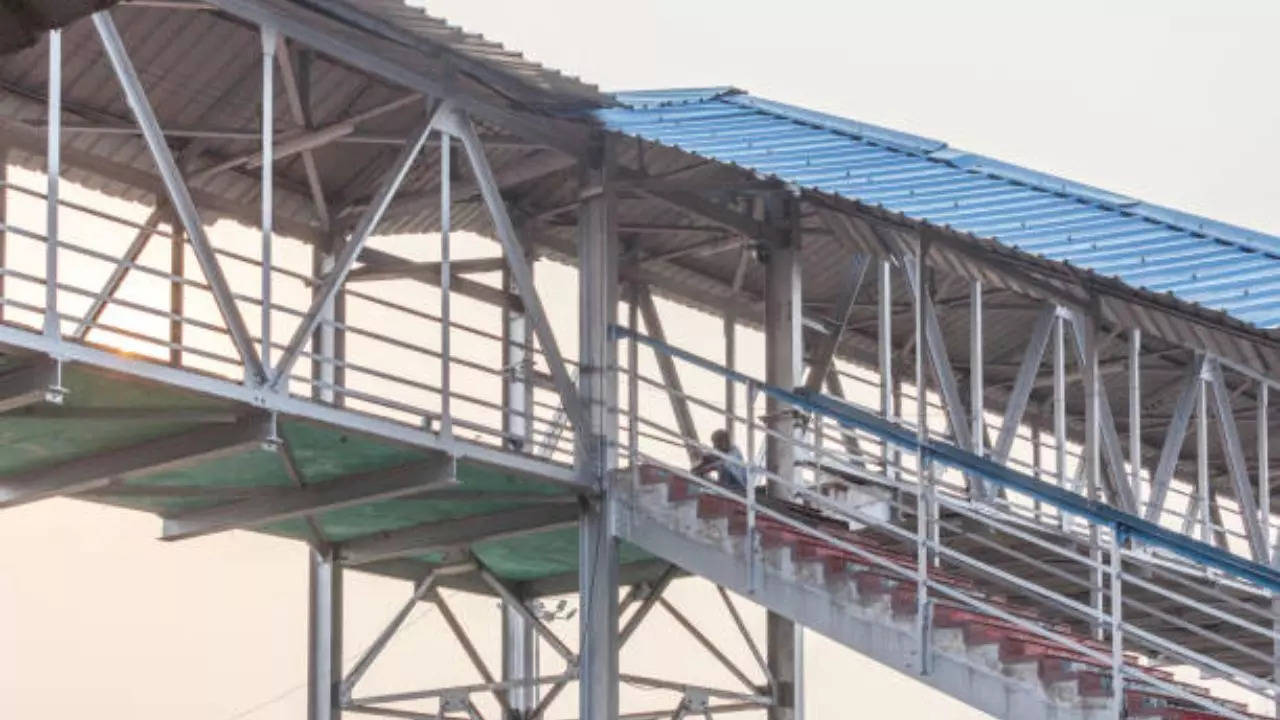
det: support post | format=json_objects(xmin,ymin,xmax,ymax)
[
  {"xmin": 576, "ymin": 137, "xmax": 620, "ymax": 720},
  {"xmin": 970, "ymin": 280, "xmax": 983, "ymax": 464},
  {"xmin": 764, "ymin": 199, "xmax": 802, "ymax": 719},
  {"xmin": 503, "ymin": 602, "xmax": 539, "ymax": 718},
  {"xmin": 169, "ymin": 216, "xmax": 185, "ymax": 366},
  {"xmin": 1130, "ymin": 329, "xmax": 1142, "ymax": 512},
  {"xmin": 308, "ymin": 547, "xmax": 342, "ymax": 720},
  {"xmin": 440, "ymin": 132, "xmax": 452, "ymax": 438},
  {"xmin": 878, "ymin": 260, "xmax": 897, "ymax": 493},
  {"xmin": 1081, "ymin": 312, "xmax": 1104, "ymax": 638},
  {"xmin": 260, "ymin": 26, "xmax": 276, "ymax": 376},
  {"xmin": 912, "ymin": 243, "xmax": 934, "ymax": 677},
  {"xmin": 44, "ymin": 29, "xmax": 61, "ymax": 339},
  {"xmin": 502, "ymin": 262, "xmax": 532, "ymax": 452}
]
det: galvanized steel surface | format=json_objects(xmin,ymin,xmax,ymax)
[{"xmin": 598, "ymin": 88, "xmax": 1280, "ymax": 330}]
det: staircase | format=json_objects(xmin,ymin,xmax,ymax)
[{"xmin": 613, "ymin": 464, "xmax": 1266, "ymax": 720}]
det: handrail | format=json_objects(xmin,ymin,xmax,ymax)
[{"xmin": 611, "ymin": 323, "xmax": 1280, "ymax": 594}]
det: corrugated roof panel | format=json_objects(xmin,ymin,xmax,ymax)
[{"xmin": 598, "ymin": 88, "xmax": 1280, "ymax": 330}]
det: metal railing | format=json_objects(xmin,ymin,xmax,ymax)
[
  {"xmin": 615, "ymin": 323, "xmax": 1280, "ymax": 719},
  {"xmin": 0, "ymin": 176, "xmax": 576, "ymax": 465}
]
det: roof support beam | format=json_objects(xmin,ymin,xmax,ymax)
[
  {"xmin": 446, "ymin": 110, "xmax": 584, "ymax": 441},
  {"xmin": 0, "ymin": 415, "xmax": 270, "ymax": 507},
  {"xmin": 355, "ymin": 249, "xmax": 522, "ymax": 312},
  {"xmin": 1206, "ymin": 359, "xmax": 1269, "ymax": 561},
  {"xmin": 802, "ymin": 253, "xmax": 869, "ymax": 393},
  {"xmin": 990, "ymin": 306, "xmax": 1055, "ymax": 463},
  {"xmin": 634, "ymin": 282, "xmax": 701, "ymax": 463},
  {"xmin": 204, "ymin": 0, "xmax": 589, "ymax": 155},
  {"xmin": 161, "ymin": 455, "xmax": 457, "ymax": 541},
  {"xmin": 635, "ymin": 183, "xmax": 789, "ymax": 248},
  {"xmin": 1144, "ymin": 358, "xmax": 1204, "ymax": 522},
  {"xmin": 349, "ymin": 256, "xmax": 507, "ymax": 282},
  {"xmin": 271, "ymin": 103, "xmax": 444, "ymax": 389},
  {"xmin": 336, "ymin": 503, "xmax": 577, "ymax": 566},
  {"xmin": 1066, "ymin": 312, "xmax": 1138, "ymax": 512},
  {"xmin": 94, "ymin": 11, "xmax": 266, "ymax": 383}
]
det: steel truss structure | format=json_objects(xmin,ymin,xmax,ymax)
[{"xmin": 0, "ymin": 2, "xmax": 1278, "ymax": 719}]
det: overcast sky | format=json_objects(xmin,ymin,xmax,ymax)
[{"xmin": 3, "ymin": 2, "xmax": 1278, "ymax": 718}]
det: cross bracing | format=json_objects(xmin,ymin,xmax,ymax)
[{"xmin": 0, "ymin": 1, "xmax": 1278, "ymax": 719}]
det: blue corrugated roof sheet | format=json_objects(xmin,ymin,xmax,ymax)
[{"xmin": 596, "ymin": 88, "xmax": 1280, "ymax": 331}]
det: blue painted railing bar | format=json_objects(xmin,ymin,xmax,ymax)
[{"xmin": 611, "ymin": 323, "xmax": 1280, "ymax": 594}]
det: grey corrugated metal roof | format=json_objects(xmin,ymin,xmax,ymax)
[{"xmin": 597, "ymin": 88, "xmax": 1280, "ymax": 331}]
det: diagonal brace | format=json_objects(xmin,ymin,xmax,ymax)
[{"xmin": 92, "ymin": 12, "xmax": 265, "ymax": 383}]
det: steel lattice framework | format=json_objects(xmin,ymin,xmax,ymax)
[{"xmin": 0, "ymin": 2, "xmax": 1277, "ymax": 720}]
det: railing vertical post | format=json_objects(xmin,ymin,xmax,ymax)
[
  {"xmin": 439, "ymin": 132, "xmax": 452, "ymax": 439},
  {"xmin": 44, "ymin": 29, "xmax": 61, "ymax": 339},
  {"xmin": 0, "ymin": 142, "xmax": 7, "ymax": 324},
  {"xmin": 628, "ymin": 285, "xmax": 639, "ymax": 485},
  {"xmin": 1110, "ymin": 526, "xmax": 1124, "ymax": 719},
  {"xmin": 169, "ymin": 218, "xmax": 185, "ymax": 366},
  {"xmin": 259, "ymin": 26, "xmax": 276, "ymax": 378}
]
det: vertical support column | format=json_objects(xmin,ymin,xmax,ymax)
[
  {"xmin": 576, "ymin": 136, "xmax": 620, "ymax": 720},
  {"xmin": 1130, "ymin": 329, "xmax": 1142, "ymax": 512},
  {"xmin": 879, "ymin": 260, "xmax": 896, "ymax": 486},
  {"xmin": 503, "ymin": 264, "xmax": 532, "ymax": 451},
  {"xmin": 1197, "ymin": 366, "xmax": 1211, "ymax": 544},
  {"xmin": 308, "ymin": 547, "xmax": 342, "ymax": 720},
  {"xmin": 44, "ymin": 29, "xmax": 61, "ymax": 339},
  {"xmin": 502, "ymin": 602, "xmax": 538, "ymax": 718},
  {"xmin": 439, "ymin": 133, "xmax": 452, "ymax": 438},
  {"xmin": 259, "ymin": 27, "xmax": 276, "ymax": 377},
  {"xmin": 764, "ymin": 199, "xmax": 803, "ymax": 720},
  {"xmin": 725, "ymin": 308, "xmax": 736, "ymax": 436},
  {"xmin": 1081, "ymin": 312, "xmax": 1104, "ymax": 638},
  {"xmin": 1053, "ymin": 313, "xmax": 1067, "ymax": 531},
  {"xmin": 970, "ymin": 280, "xmax": 983, "ymax": 457},
  {"xmin": 912, "ymin": 243, "xmax": 934, "ymax": 677}
]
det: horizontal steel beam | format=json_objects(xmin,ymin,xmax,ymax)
[
  {"xmin": 161, "ymin": 455, "xmax": 457, "ymax": 541},
  {"xmin": 348, "ymin": 256, "xmax": 508, "ymax": 282},
  {"xmin": 357, "ymin": 248, "xmax": 523, "ymax": 312},
  {"xmin": 338, "ymin": 503, "xmax": 578, "ymax": 566},
  {"xmin": 0, "ymin": 415, "xmax": 270, "ymax": 507},
  {"xmin": 0, "ymin": 359, "xmax": 62, "ymax": 414}
]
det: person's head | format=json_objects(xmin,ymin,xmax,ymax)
[{"xmin": 711, "ymin": 429, "xmax": 730, "ymax": 452}]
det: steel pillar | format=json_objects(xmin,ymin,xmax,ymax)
[
  {"xmin": 764, "ymin": 200, "xmax": 802, "ymax": 720},
  {"xmin": 308, "ymin": 547, "xmax": 343, "ymax": 720},
  {"xmin": 502, "ymin": 265, "xmax": 533, "ymax": 452},
  {"xmin": 576, "ymin": 137, "xmax": 620, "ymax": 720},
  {"xmin": 502, "ymin": 603, "xmax": 539, "ymax": 718}
]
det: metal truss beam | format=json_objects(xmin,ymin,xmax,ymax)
[
  {"xmin": 93, "ymin": 12, "xmax": 266, "ymax": 383},
  {"xmin": 1206, "ymin": 359, "xmax": 1269, "ymax": 561},
  {"xmin": 336, "ymin": 503, "xmax": 578, "ymax": 566},
  {"xmin": 1065, "ymin": 312, "xmax": 1138, "ymax": 512},
  {"xmin": 273, "ymin": 104, "xmax": 444, "ymax": 388},
  {"xmin": 204, "ymin": 0, "xmax": 589, "ymax": 155},
  {"xmin": 801, "ymin": 252, "xmax": 869, "ymax": 393},
  {"xmin": 0, "ymin": 359, "xmax": 62, "ymax": 414},
  {"xmin": 0, "ymin": 415, "xmax": 270, "ymax": 507},
  {"xmin": 72, "ymin": 207, "xmax": 166, "ymax": 341},
  {"xmin": 636, "ymin": 185, "xmax": 789, "ymax": 248},
  {"xmin": 1144, "ymin": 358, "xmax": 1204, "ymax": 522},
  {"xmin": 990, "ymin": 306, "xmax": 1054, "ymax": 463},
  {"xmin": 348, "ymin": 257, "xmax": 507, "ymax": 282},
  {"xmin": 446, "ymin": 110, "xmax": 585, "ymax": 440},
  {"xmin": 635, "ymin": 282, "xmax": 701, "ymax": 463},
  {"xmin": 356, "ymin": 248, "xmax": 523, "ymax": 312},
  {"xmin": 161, "ymin": 455, "xmax": 457, "ymax": 541}
]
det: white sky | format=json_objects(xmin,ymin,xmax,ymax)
[{"xmin": 2, "ymin": 1, "xmax": 1278, "ymax": 718}]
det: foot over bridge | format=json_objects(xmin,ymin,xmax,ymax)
[{"xmin": 1, "ymin": 1, "xmax": 1278, "ymax": 718}]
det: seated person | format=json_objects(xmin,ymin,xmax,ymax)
[{"xmin": 691, "ymin": 429, "xmax": 748, "ymax": 494}]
